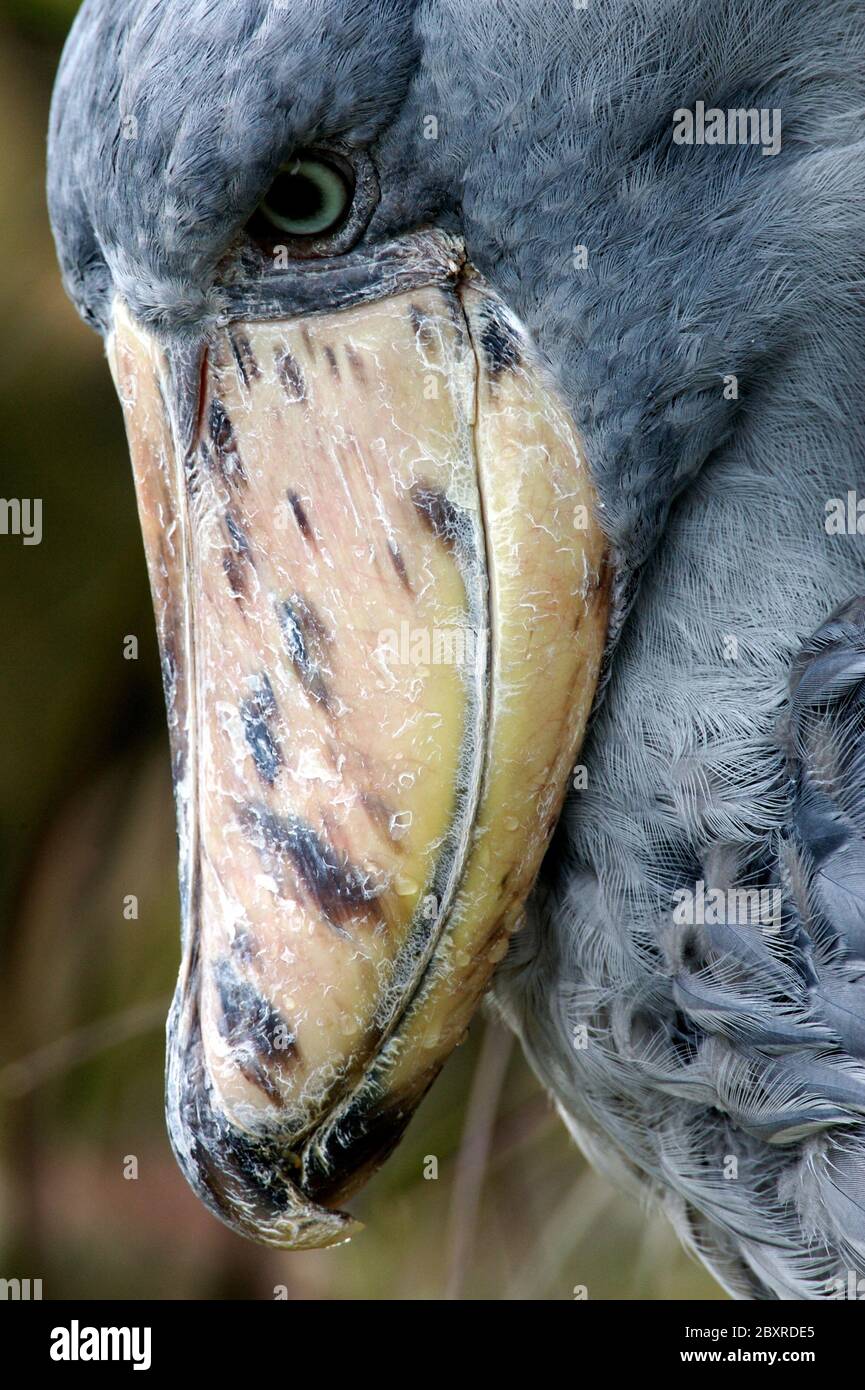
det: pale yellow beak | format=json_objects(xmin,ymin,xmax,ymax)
[{"xmin": 107, "ymin": 234, "xmax": 609, "ymax": 1248}]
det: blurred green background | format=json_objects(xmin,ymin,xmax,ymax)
[{"xmin": 0, "ymin": 1, "xmax": 722, "ymax": 1300}]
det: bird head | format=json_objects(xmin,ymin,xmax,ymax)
[{"xmin": 47, "ymin": 0, "xmax": 616, "ymax": 1247}]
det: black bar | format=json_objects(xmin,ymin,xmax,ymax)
[{"xmin": 3, "ymin": 1296, "xmax": 859, "ymax": 1376}]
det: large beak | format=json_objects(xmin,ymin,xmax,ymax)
[{"xmin": 107, "ymin": 230, "xmax": 610, "ymax": 1248}]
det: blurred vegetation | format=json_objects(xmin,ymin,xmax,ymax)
[{"xmin": 0, "ymin": 4, "xmax": 723, "ymax": 1300}]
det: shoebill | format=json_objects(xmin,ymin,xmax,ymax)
[{"xmin": 47, "ymin": 0, "xmax": 865, "ymax": 1299}]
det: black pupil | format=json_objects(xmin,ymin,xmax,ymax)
[{"xmin": 269, "ymin": 169, "xmax": 325, "ymax": 225}]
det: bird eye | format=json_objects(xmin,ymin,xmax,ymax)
[
  {"xmin": 259, "ymin": 154, "xmax": 353, "ymax": 237},
  {"xmin": 245, "ymin": 148, "xmax": 378, "ymax": 261}
]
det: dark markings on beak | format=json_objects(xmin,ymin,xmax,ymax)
[
  {"xmin": 230, "ymin": 331, "xmax": 261, "ymax": 388},
  {"xmin": 387, "ymin": 539, "xmax": 412, "ymax": 593},
  {"xmin": 183, "ymin": 440, "xmax": 202, "ymax": 498},
  {"xmin": 223, "ymin": 510, "xmax": 255, "ymax": 600},
  {"xmin": 231, "ymin": 928, "xmax": 260, "ymax": 965},
  {"xmin": 168, "ymin": 963, "xmax": 303, "ymax": 1232},
  {"xmin": 213, "ymin": 956, "xmax": 296, "ymax": 1104},
  {"xmin": 159, "ymin": 629, "xmax": 179, "ymax": 714},
  {"xmin": 409, "ymin": 303, "xmax": 437, "ymax": 351},
  {"xmin": 240, "ymin": 673, "xmax": 282, "ymax": 786},
  {"xmin": 345, "ymin": 343, "xmax": 367, "ymax": 385},
  {"xmin": 209, "ymin": 398, "xmax": 248, "ymax": 487},
  {"xmin": 278, "ymin": 594, "xmax": 333, "ymax": 711},
  {"xmin": 301, "ymin": 1091, "xmax": 415, "ymax": 1205},
  {"xmin": 238, "ymin": 803, "xmax": 385, "ymax": 932},
  {"xmin": 194, "ymin": 1111, "xmax": 298, "ymax": 1222},
  {"xmin": 411, "ymin": 482, "xmax": 462, "ymax": 551},
  {"xmin": 210, "ymin": 397, "xmax": 235, "ymax": 451},
  {"xmin": 323, "ymin": 345, "xmax": 340, "ymax": 380},
  {"xmin": 479, "ymin": 307, "xmax": 522, "ymax": 380},
  {"xmin": 287, "ymin": 490, "xmax": 315, "ymax": 547},
  {"xmin": 276, "ymin": 348, "xmax": 307, "ymax": 403}
]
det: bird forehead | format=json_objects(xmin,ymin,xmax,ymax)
[{"xmin": 48, "ymin": 0, "xmax": 423, "ymax": 329}]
